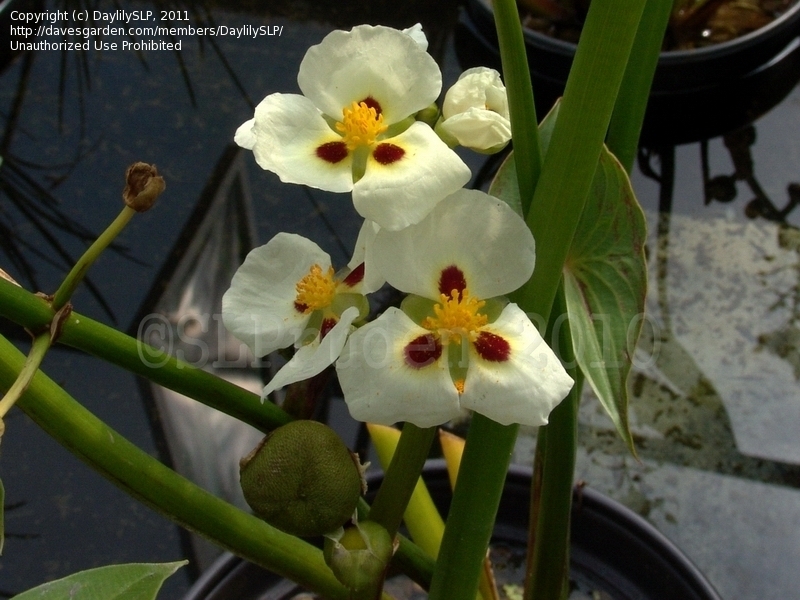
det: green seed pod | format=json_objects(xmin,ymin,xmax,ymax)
[
  {"xmin": 324, "ymin": 521, "xmax": 394, "ymax": 591},
  {"xmin": 240, "ymin": 420, "xmax": 363, "ymax": 537}
]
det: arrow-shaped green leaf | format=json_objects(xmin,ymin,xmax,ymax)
[
  {"xmin": 12, "ymin": 561, "xmax": 187, "ymax": 600},
  {"xmin": 490, "ymin": 102, "xmax": 647, "ymax": 454}
]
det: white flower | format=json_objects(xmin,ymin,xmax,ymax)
[
  {"xmin": 336, "ymin": 190, "xmax": 574, "ymax": 428},
  {"xmin": 222, "ymin": 233, "xmax": 370, "ymax": 398},
  {"xmin": 438, "ymin": 67, "xmax": 511, "ymax": 152},
  {"xmin": 235, "ymin": 25, "xmax": 471, "ymax": 231}
]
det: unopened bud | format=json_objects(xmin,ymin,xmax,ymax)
[
  {"xmin": 415, "ymin": 102, "xmax": 440, "ymax": 128},
  {"xmin": 123, "ymin": 162, "xmax": 165, "ymax": 212},
  {"xmin": 324, "ymin": 521, "xmax": 394, "ymax": 591},
  {"xmin": 240, "ymin": 420, "xmax": 364, "ymax": 537}
]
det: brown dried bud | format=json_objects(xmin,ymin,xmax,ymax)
[{"xmin": 123, "ymin": 162, "xmax": 165, "ymax": 212}]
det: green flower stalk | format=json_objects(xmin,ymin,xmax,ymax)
[
  {"xmin": 51, "ymin": 162, "xmax": 165, "ymax": 311},
  {"xmin": 0, "ymin": 333, "xmax": 350, "ymax": 599},
  {"xmin": 0, "ymin": 331, "xmax": 50, "ymax": 430}
]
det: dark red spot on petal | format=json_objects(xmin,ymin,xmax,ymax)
[
  {"xmin": 373, "ymin": 143, "xmax": 405, "ymax": 165},
  {"xmin": 404, "ymin": 334, "xmax": 442, "ymax": 368},
  {"xmin": 341, "ymin": 263, "xmax": 365, "ymax": 287},
  {"xmin": 361, "ymin": 96, "xmax": 382, "ymax": 115},
  {"xmin": 320, "ymin": 317, "xmax": 337, "ymax": 340},
  {"xmin": 438, "ymin": 265, "xmax": 467, "ymax": 296},
  {"xmin": 473, "ymin": 331, "xmax": 511, "ymax": 362},
  {"xmin": 294, "ymin": 301, "xmax": 309, "ymax": 314},
  {"xmin": 316, "ymin": 141, "xmax": 349, "ymax": 164}
]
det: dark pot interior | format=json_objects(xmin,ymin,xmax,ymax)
[
  {"xmin": 183, "ymin": 461, "xmax": 722, "ymax": 600},
  {"xmin": 457, "ymin": 0, "xmax": 800, "ymax": 145}
]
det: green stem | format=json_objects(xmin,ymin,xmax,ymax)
[
  {"xmin": 428, "ymin": 417, "xmax": 518, "ymax": 599},
  {"xmin": 515, "ymin": 0, "xmax": 647, "ymax": 321},
  {"xmin": 379, "ymin": 518, "xmax": 436, "ymax": 589},
  {"xmin": 524, "ymin": 285, "xmax": 580, "ymax": 600},
  {"xmin": 1, "ymin": 277, "xmax": 436, "ymax": 587},
  {"xmin": 0, "ymin": 332, "xmax": 50, "ymax": 420},
  {"xmin": 493, "ymin": 0, "xmax": 542, "ymax": 214},
  {"xmin": 367, "ymin": 423, "xmax": 437, "ymax": 538},
  {"xmin": 0, "ymin": 278, "xmax": 291, "ymax": 432},
  {"xmin": 51, "ymin": 206, "xmax": 136, "ymax": 311},
  {"xmin": 0, "ymin": 333, "xmax": 349, "ymax": 599},
  {"xmin": 607, "ymin": 0, "xmax": 673, "ymax": 173}
]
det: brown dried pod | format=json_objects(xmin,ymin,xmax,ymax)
[{"xmin": 123, "ymin": 162, "xmax": 165, "ymax": 212}]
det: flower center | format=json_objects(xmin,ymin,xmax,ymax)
[
  {"xmin": 422, "ymin": 289, "xmax": 488, "ymax": 344},
  {"xmin": 336, "ymin": 101, "xmax": 387, "ymax": 150},
  {"xmin": 294, "ymin": 264, "xmax": 337, "ymax": 313}
]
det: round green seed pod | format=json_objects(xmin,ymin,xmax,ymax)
[{"xmin": 239, "ymin": 420, "xmax": 363, "ymax": 537}]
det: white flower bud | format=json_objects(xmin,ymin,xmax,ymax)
[{"xmin": 440, "ymin": 67, "xmax": 511, "ymax": 153}]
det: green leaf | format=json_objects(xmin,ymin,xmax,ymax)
[
  {"xmin": 12, "ymin": 561, "xmax": 187, "ymax": 600},
  {"xmin": 561, "ymin": 146, "xmax": 646, "ymax": 457},
  {"xmin": 487, "ymin": 153, "xmax": 522, "ymax": 217},
  {"xmin": 489, "ymin": 103, "xmax": 646, "ymax": 455}
]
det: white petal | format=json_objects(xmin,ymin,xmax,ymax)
[
  {"xmin": 440, "ymin": 109, "xmax": 511, "ymax": 151},
  {"xmin": 372, "ymin": 189, "xmax": 536, "ymax": 299},
  {"xmin": 234, "ymin": 117, "xmax": 257, "ymax": 150},
  {"xmin": 402, "ymin": 23, "xmax": 428, "ymax": 51},
  {"xmin": 249, "ymin": 93, "xmax": 354, "ymax": 193},
  {"xmin": 297, "ymin": 25, "xmax": 441, "ymax": 125},
  {"xmin": 353, "ymin": 122, "xmax": 471, "ymax": 231},
  {"xmin": 222, "ymin": 233, "xmax": 330, "ymax": 356},
  {"xmin": 336, "ymin": 308, "xmax": 461, "ymax": 427},
  {"xmin": 347, "ymin": 219, "xmax": 385, "ymax": 294},
  {"xmin": 459, "ymin": 304, "xmax": 574, "ymax": 427},
  {"xmin": 262, "ymin": 306, "xmax": 360, "ymax": 398}
]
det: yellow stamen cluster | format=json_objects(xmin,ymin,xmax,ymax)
[
  {"xmin": 295, "ymin": 264, "xmax": 337, "ymax": 313},
  {"xmin": 336, "ymin": 101, "xmax": 387, "ymax": 150},
  {"xmin": 422, "ymin": 289, "xmax": 488, "ymax": 344}
]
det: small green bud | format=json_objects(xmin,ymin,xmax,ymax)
[
  {"xmin": 415, "ymin": 102, "xmax": 440, "ymax": 128},
  {"xmin": 324, "ymin": 521, "xmax": 394, "ymax": 591},
  {"xmin": 433, "ymin": 117, "xmax": 459, "ymax": 148},
  {"xmin": 240, "ymin": 420, "xmax": 364, "ymax": 537}
]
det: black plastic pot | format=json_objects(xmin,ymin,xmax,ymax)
[
  {"xmin": 183, "ymin": 461, "xmax": 722, "ymax": 600},
  {"xmin": 456, "ymin": 0, "xmax": 800, "ymax": 145}
]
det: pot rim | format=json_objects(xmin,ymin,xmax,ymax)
[
  {"xmin": 473, "ymin": 0, "xmax": 800, "ymax": 64},
  {"xmin": 185, "ymin": 460, "xmax": 722, "ymax": 600}
]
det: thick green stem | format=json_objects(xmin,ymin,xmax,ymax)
[
  {"xmin": 607, "ymin": 0, "xmax": 673, "ymax": 173},
  {"xmin": 51, "ymin": 206, "xmax": 135, "ymax": 311},
  {"xmin": 428, "ymin": 417, "xmax": 518, "ymax": 599},
  {"xmin": 0, "ymin": 278, "xmax": 291, "ymax": 432},
  {"xmin": 524, "ymin": 285, "xmax": 580, "ymax": 600},
  {"xmin": 367, "ymin": 423, "xmax": 437, "ymax": 538},
  {"xmin": 0, "ymin": 277, "xmax": 436, "ymax": 587},
  {"xmin": 0, "ymin": 333, "xmax": 349, "ymax": 598},
  {"xmin": 515, "ymin": 0, "xmax": 647, "ymax": 321},
  {"xmin": 493, "ymin": 0, "xmax": 541, "ymax": 214}
]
